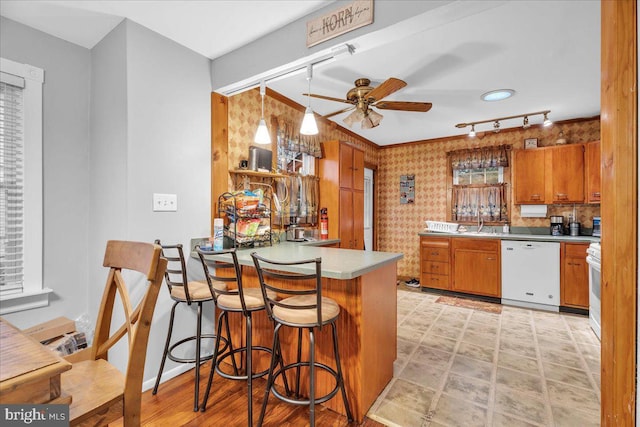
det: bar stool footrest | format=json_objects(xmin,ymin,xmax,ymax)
[
  {"xmin": 270, "ymin": 361, "xmax": 341, "ymax": 406},
  {"xmin": 215, "ymin": 345, "xmax": 273, "ymax": 380},
  {"xmin": 167, "ymin": 334, "xmax": 229, "ymax": 364}
]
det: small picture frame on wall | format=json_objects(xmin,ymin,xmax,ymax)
[{"xmin": 524, "ymin": 138, "xmax": 538, "ymax": 149}]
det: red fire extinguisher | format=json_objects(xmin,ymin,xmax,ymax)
[{"xmin": 320, "ymin": 208, "xmax": 329, "ymax": 240}]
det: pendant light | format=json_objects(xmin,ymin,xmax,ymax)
[
  {"xmin": 254, "ymin": 81, "xmax": 271, "ymax": 144},
  {"xmin": 300, "ymin": 65, "xmax": 319, "ymax": 135}
]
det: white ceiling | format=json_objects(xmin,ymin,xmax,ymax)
[{"xmin": 0, "ymin": 0, "xmax": 601, "ymax": 146}]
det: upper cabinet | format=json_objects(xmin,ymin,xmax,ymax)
[
  {"xmin": 513, "ymin": 149, "xmax": 546, "ymax": 204},
  {"xmin": 513, "ymin": 143, "xmax": 591, "ymax": 205},
  {"xmin": 547, "ymin": 144, "xmax": 585, "ymax": 203},
  {"xmin": 585, "ymin": 141, "xmax": 601, "ymax": 203},
  {"xmin": 339, "ymin": 143, "xmax": 365, "ymax": 192}
]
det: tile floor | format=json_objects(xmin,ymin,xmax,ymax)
[{"xmin": 366, "ymin": 287, "xmax": 601, "ymax": 427}]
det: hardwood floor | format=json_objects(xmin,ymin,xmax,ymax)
[{"xmin": 112, "ymin": 360, "xmax": 384, "ymax": 427}]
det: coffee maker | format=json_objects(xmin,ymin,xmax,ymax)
[{"xmin": 550, "ymin": 216, "xmax": 564, "ymax": 236}]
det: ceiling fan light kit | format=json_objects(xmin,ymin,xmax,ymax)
[
  {"xmin": 306, "ymin": 77, "xmax": 432, "ymax": 130},
  {"xmin": 456, "ymin": 110, "xmax": 551, "ymax": 137}
]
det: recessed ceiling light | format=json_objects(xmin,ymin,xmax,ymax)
[{"xmin": 481, "ymin": 89, "xmax": 515, "ymax": 102}]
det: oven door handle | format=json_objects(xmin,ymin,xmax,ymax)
[{"xmin": 586, "ymin": 255, "xmax": 601, "ymax": 269}]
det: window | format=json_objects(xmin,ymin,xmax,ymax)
[{"xmin": 0, "ymin": 58, "xmax": 49, "ymax": 315}]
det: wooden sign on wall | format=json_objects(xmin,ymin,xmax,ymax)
[{"xmin": 306, "ymin": 0, "xmax": 373, "ymax": 48}]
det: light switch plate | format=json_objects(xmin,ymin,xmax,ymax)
[{"xmin": 153, "ymin": 193, "xmax": 177, "ymax": 212}]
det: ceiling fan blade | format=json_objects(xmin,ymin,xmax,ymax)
[
  {"xmin": 303, "ymin": 93, "xmax": 354, "ymax": 104},
  {"xmin": 323, "ymin": 106, "xmax": 355, "ymax": 118},
  {"xmin": 365, "ymin": 77, "xmax": 407, "ymax": 102},
  {"xmin": 374, "ymin": 101, "xmax": 433, "ymax": 112}
]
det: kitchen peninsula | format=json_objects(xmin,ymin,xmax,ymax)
[{"xmin": 190, "ymin": 240, "xmax": 403, "ymax": 422}]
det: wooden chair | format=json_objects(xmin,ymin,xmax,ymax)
[{"xmin": 61, "ymin": 240, "xmax": 167, "ymax": 426}]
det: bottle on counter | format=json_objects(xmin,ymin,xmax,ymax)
[
  {"xmin": 213, "ymin": 218, "xmax": 224, "ymax": 250},
  {"xmin": 502, "ymin": 223, "xmax": 510, "ymax": 234}
]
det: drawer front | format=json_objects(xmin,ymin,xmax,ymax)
[
  {"xmin": 564, "ymin": 242, "xmax": 589, "ymax": 258},
  {"xmin": 420, "ymin": 273, "xmax": 450, "ymax": 290},
  {"xmin": 451, "ymin": 238, "xmax": 500, "ymax": 252},
  {"xmin": 422, "ymin": 261, "xmax": 450, "ymax": 276},
  {"xmin": 422, "ymin": 246, "xmax": 449, "ymax": 262}
]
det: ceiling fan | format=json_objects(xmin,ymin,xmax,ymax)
[{"xmin": 304, "ymin": 77, "xmax": 432, "ymax": 129}]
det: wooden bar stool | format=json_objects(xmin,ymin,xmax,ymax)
[
  {"xmin": 196, "ymin": 247, "xmax": 285, "ymax": 425},
  {"xmin": 152, "ymin": 241, "xmax": 229, "ymax": 411},
  {"xmin": 251, "ymin": 252, "xmax": 353, "ymax": 427}
]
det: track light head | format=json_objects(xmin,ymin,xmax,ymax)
[
  {"xmin": 522, "ymin": 116, "xmax": 530, "ymax": 129},
  {"xmin": 468, "ymin": 124, "xmax": 476, "ymax": 137},
  {"xmin": 493, "ymin": 121, "xmax": 501, "ymax": 133},
  {"xmin": 543, "ymin": 112, "xmax": 552, "ymax": 127}
]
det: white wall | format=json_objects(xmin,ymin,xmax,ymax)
[
  {"xmin": 0, "ymin": 17, "xmax": 91, "ymax": 327},
  {"xmin": 121, "ymin": 19, "xmax": 214, "ymax": 384},
  {"xmin": 2, "ymin": 16, "xmax": 213, "ymax": 387}
]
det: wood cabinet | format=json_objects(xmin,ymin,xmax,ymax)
[
  {"xmin": 513, "ymin": 149, "xmax": 546, "ymax": 204},
  {"xmin": 561, "ymin": 242, "xmax": 590, "ymax": 309},
  {"xmin": 451, "ymin": 238, "xmax": 501, "ymax": 297},
  {"xmin": 513, "ymin": 144, "xmax": 586, "ymax": 204},
  {"xmin": 319, "ymin": 140, "xmax": 365, "ymax": 249},
  {"xmin": 420, "ymin": 236, "xmax": 451, "ymax": 290},
  {"xmin": 547, "ymin": 144, "xmax": 585, "ymax": 203},
  {"xmin": 585, "ymin": 141, "xmax": 601, "ymax": 203}
]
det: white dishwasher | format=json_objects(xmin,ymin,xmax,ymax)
[{"xmin": 501, "ymin": 240, "xmax": 560, "ymax": 311}]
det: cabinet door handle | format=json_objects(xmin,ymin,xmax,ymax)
[
  {"xmin": 487, "ymin": 257, "xmax": 496, "ymax": 260},
  {"xmin": 530, "ymin": 194, "xmax": 541, "ymax": 200},
  {"xmin": 431, "ymin": 251, "xmax": 439, "ymax": 256},
  {"xmin": 592, "ymin": 192, "xmax": 601, "ymax": 198},
  {"xmin": 555, "ymin": 193, "xmax": 568, "ymax": 200}
]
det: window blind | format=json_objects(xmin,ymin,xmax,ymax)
[{"xmin": 0, "ymin": 75, "xmax": 25, "ymax": 295}]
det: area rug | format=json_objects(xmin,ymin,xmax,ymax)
[{"xmin": 435, "ymin": 295, "xmax": 502, "ymax": 314}]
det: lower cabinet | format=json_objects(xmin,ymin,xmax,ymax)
[
  {"xmin": 451, "ymin": 238, "xmax": 501, "ymax": 297},
  {"xmin": 420, "ymin": 236, "xmax": 451, "ymax": 290},
  {"xmin": 561, "ymin": 242, "xmax": 590, "ymax": 309}
]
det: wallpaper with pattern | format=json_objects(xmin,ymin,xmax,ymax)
[
  {"xmin": 227, "ymin": 89, "xmax": 379, "ymax": 175},
  {"xmin": 378, "ymin": 119, "xmax": 601, "ymax": 277},
  {"xmin": 226, "ymin": 89, "xmax": 600, "ymax": 278}
]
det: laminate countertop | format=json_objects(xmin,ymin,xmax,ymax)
[
  {"xmin": 418, "ymin": 230, "xmax": 600, "ymax": 244},
  {"xmin": 189, "ymin": 239, "xmax": 403, "ymax": 280}
]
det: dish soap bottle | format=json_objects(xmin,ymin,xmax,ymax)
[{"xmin": 502, "ymin": 223, "xmax": 510, "ymax": 234}]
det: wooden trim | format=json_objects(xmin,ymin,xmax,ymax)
[
  {"xmin": 212, "ymin": 92, "xmax": 229, "ymax": 234},
  {"xmin": 266, "ymin": 87, "xmax": 379, "ymax": 151},
  {"xmin": 381, "ymin": 115, "xmax": 602, "ymax": 149},
  {"xmin": 601, "ymin": 1, "xmax": 637, "ymax": 425}
]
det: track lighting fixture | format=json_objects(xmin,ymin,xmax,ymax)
[
  {"xmin": 455, "ymin": 110, "xmax": 551, "ymax": 134},
  {"xmin": 300, "ymin": 65, "xmax": 319, "ymax": 135},
  {"xmin": 254, "ymin": 81, "xmax": 271, "ymax": 145}
]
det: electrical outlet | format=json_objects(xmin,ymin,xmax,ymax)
[{"xmin": 153, "ymin": 193, "xmax": 177, "ymax": 212}]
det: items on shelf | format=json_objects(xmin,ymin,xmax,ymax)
[
  {"xmin": 218, "ymin": 190, "xmax": 272, "ymax": 248},
  {"xmin": 447, "ymin": 145, "xmax": 511, "ymax": 170}
]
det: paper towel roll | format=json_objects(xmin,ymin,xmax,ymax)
[{"xmin": 520, "ymin": 204, "xmax": 547, "ymax": 218}]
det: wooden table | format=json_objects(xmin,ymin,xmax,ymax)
[{"xmin": 0, "ymin": 317, "xmax": 72, "ymax": 404}]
